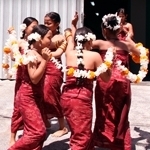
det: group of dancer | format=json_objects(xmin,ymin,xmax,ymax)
[{"xmin": 3, "ymin": 8, "xmax": 149, "ymax": 150}]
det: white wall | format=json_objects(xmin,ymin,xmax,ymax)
[{"xmin": 0, "ymin": 0, "xmax": 84, "ymax": 78}]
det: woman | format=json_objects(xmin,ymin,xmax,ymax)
[
  {"xmin": 117, "ymin": 8, "xmax": 134, "ymax": 40},
  {"xmin": 91, "ymin": 13, "xmax": 140, "ymax": 150},
  {"xmin": 43, "ymin": 12, "xmax": 68, "ymax": 137},
  {"xmin": 9, "ymin": 17, "xmax": 38, "ymax": 146},
  {"xmin": 8, "ymin": 24, "xmax": 52, "ymax": 150},
  {"xmin": 61, "ymin": 22, "xmax": 112, "ymax": 149}
]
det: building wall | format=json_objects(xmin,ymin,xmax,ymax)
[{"xmin": 0, "ymin": 0, "xmax": 84, "ymax": 78}]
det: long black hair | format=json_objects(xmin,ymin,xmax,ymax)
[
  {"xmin": 21, "ymin": 17, "xmax": 38, "ymax": 39},
  {"xmin": 74, "ymin": 27, "xmax": 93, "ymax": 86}
]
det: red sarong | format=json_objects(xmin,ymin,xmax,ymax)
[
  {"xmin": 11, "ymin": 66, "xmax": 23, "ymax": 133},
  {"xmin": 61, "ymin": 75, "xmax": 93, "ymax": 150},
  {"xmin": 92, "ymin": 50, "xmax": 131, "ymax": 150},
  {"xmin": 43, "ymin": 61, "xmax": 63, "ymax": 119},
  {"xmin": 8, "ymin": 66, "xmax": 46, "ymax": 150}
]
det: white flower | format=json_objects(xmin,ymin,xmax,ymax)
[
  {"xmin": 20, "ymin": 24, "xmax": 27, "ymax": 31},
  {"xmin": 85, "ymin": 33, "xmax": 96, "ymax": 41},
  {"xmin": 27, "ymin": 32, "xmax": 41, "ymax": 41},
  {"xmin": 76, "ymin": 35, "xmax": 85, "ymax": 42}
]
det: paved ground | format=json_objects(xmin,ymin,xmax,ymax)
[{"xmin": 0, "ymin": 80, "xmax": 150, "ymax": 150}]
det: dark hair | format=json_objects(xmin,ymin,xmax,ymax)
[
  {"xmin": 117, "ymin": 8, "xmax": 127, "ymax": 16},
  {"xmin": 45, "ymin": 12, "xmax": 61, "ymax": 34},
  {"xmin": 28, "ymin": 24, "xmax": 50, "ymax": 48},
  {"xmin": 21, "ymin": 17, "xmax": 38, "ymax": 39},
  {"xmin": 101, "ymin": 14, "xmax": 120, "ymax": 32},
  {"xmin": 74, "ymin": 27, "xmax": 93, "ymax": 86}
]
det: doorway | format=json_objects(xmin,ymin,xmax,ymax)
[{"xmin": 84, "ymin": 0, "xmax": 130, "ymax": 39}]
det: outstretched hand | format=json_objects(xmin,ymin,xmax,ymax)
[{"xmin": 71, "ymin": 12, "xmax": 79, "ymax": 27}]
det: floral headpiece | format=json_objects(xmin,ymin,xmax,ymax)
[
  {"xmin": 75, "ymin": 32, "xmax": 96, "ymax": 50},
  {"xmin": 27, "ymin": 32, "xmax": 41, "ymax": 41},
  {"xmin": 102, "ymin": 13, "xmax": 121, "ymax": 31},
  {"xmin": 20, "ymin": 23, "xmax": 27, "ymax": 38}
]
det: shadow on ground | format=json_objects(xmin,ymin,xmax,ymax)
[{"xmin": 132, "ymin": 127, "xmax": 150, "ymax": 150}]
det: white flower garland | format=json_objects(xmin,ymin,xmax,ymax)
[
  {"xmin": 116, "ymin": 43, "xmax": 149, "ymax": 83},
  {"xmin": 102, "ymin": 13, "xmax": 121, "ymax": 31},
  {"xmin": 50, "ymin": 57, "xmax": 66, "ymax": 72},
  {"xmin": 2, "ymin": 28, "xmax": 38, "ymax": 79},
  {"xmin": 67, "ymin": 47, "xmax": 114, "ymax": 79}
]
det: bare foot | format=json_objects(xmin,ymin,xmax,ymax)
[
  {"xmin": 9, "ymin": 140, "xmax": 15, "ymax": 147},
  {"xmin": 51, "ymin": 127, "xmax": 68, "ymax": 137}
]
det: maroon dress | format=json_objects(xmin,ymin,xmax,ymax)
[
  {"xmin": 92, "ymin": 50, "xmax": 131, "ymax": 150},
  {"xmin": 61, "ymin": 69, "xmax": 94, "ymax": 150},
  {"xmin": 8, "ymin": 65, "xmax": 46, "ymax": 150},
  {"xmin": 11, "ymin": 66, "xmax": 23, "ymax": 133},
  {"xmin": 43, "ymin": 58, "xmax": 64, "ymax": 119},
  {"xmin": 118, "ymin": 27, "xmax": 128, "ymax": 41}
]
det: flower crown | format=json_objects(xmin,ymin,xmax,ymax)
[
  {"xmin": 102, "ymin": 13, "xmax": 121, "ymax": 31},
  {"xmin": 75, "ymin": 32, "xmax": 96, "ymax": 50},
  {"xmin": 20, "ymin": 23, "xmax": 27, "ymax": 38},
  {"xmin": 27, "ymin": 32, "xmax": 41, "ymax": 41},
  {"xmin": 75, "ymin": 32, "xmax": 96, "ymax": 42}
]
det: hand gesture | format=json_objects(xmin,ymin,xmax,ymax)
[
  {"xmin": 41, "ymin": 47, "xmax": 51, "ymax": 61},
  {"xmin": 71, "ymin": 12, "xmax": 79, "ymax": 27}
]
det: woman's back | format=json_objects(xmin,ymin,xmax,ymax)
[{"xmin": 66, "ymin": 49, "xmax": 100, "ymax": 70}]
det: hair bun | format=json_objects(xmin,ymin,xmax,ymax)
[{"xmin": 102, "ymin": 14, "xmax": 121, "ymax": 31}]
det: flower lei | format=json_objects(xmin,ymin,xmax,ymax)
[
  {"xmin": 102, "ymin": 13, "xmax": 121, "ymax": 31},
  {"xmin": 2, "ymin": 28, "xmax": 38, "ymax": 79},
  {"xmin": 67, "ymin": 47, "xmax": 114, "ymax": 79},
  {"xmin": 67, "ymin": 33, "xmax": 114, "ymax": 79},
  {"xmin": 116, "ymin": 43, "xmax": 149, "ymax": 83},
  {"xmin": 20, "ymin": 23, "xmax": 27, "ymax": 38}
]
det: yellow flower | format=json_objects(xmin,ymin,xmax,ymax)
[
  {"xmin": 104, "ymin": 61, "xmax": 112, "ymax": 68},
  {"xmin": 11, "ymin": 40, "xmax": 18, "ymax": 45},
  {"xmin": 140, "ymin": 55, "xmax": 148, "ymax": 60},
  {"xmin": 2, "ymin": 63, "xmax": 9, "ymax": 69},
  {"xmin": 89, "ymin": 71, "xmax": 95, "ymax": 79},
  {"xmin": 3, "ymin": 47, "xmax": 11, "ymax": 54},
  {"xmin": 13, "ymin": 63, "xmax": 18, "ymax": 68},
  {"xmin": 136, "ymin": 43, "xmax": 143, "ymax": 48},
  {"xmin": 145, "ymin": 48, "xmax": 149, "ymax": 56},
  {"xmin": 67, "ymin": 68, "xmax": 74, "ymax": 76},
  {"xmin": 131, "ymin": 54, "xmax": 140, "ymax": 63},
  {"xmin": 121, "ymin": 69, "xmax": 129, "ymax": 76},
  {"xmin": 135, "ymin": 75, "xmax": 141, "ymax": 83}
]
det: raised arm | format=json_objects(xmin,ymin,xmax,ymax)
[
  {"xmin": 27, "ymin": 49, "xmax": 50, "ymax": 84},
  {"xmin": 64, "ymin": 12, "xmax": 79, "ymax": 53}
]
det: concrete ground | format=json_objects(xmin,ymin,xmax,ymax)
[{"xmin": 0, "ymin": 80, "xmax": 150, "ymax": 150}]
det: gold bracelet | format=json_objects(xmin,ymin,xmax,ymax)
[
  {"xmin": 64, "ymin": 31, "xmax": 72, "ymax": 41},
  {"xmin": 58, "ymin": 41, "xmax": 67, "ymax": 52},
  {"xmin": 55, "ymin": 41, "xmax": 61, "ymax": 48}
]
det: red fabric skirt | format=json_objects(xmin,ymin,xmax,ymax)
[
  {"xmin": 61, "ymin": 76, "xmax": 93, "ymax": 150},
  {"xmin": 9, "ymin": 65, "xmax": 46, "ymax": 150},
  {"xmin": 11, "ymin": 66, "xmax": 23, "ymax": 133},
  {"xmin": 92, "ymin": 78, "xmax": 131, "ymax": 150},
  {"xmin": 43, "ymin": 61, "xmax": 64, "ymax": 119}
]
